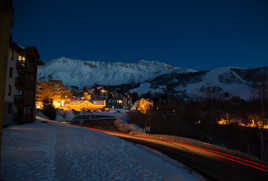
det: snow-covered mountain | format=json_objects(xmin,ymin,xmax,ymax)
[
  {"xmin": 38, "ymin": 57, "xmax": 196, "ymax": 87},
  {"xmin": 130, "ymin": 66, "xmax": 268, "ymax": 100},
  {"xmin": 38, "ymin": 57, "xmax": 268, "ymax": 100}
]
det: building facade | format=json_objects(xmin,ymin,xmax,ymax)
[
  {"xmin": 2, "ymin": 42, "xmax": 43, "ymax": 125},
  {"xmin": 14, "ymin": 46, "xmax": 43, "ymax": 123},
  {"xmin": 0, "ymin": 0, "xmax": 14, "ymax": 162},
  {"xmin": 3, "ymin": 43, "xmax": 18, "ymax": 126}
]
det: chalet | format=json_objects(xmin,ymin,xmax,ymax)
[{"xmin": 131, "ymin": 98, "xmax": 153, "ymax": 114}]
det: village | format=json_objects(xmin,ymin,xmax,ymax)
[
  {"xmin": 2, "ymin": 41, "xmax": 268, "ymax": 129},
  {"xmin": 2, "ymin": 41, "xmax": 154, "ymax": 127},
  {"xmin": 35, "ymin": 80, "xmax": 153, "ymax": 115}
]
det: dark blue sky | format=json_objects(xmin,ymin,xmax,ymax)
[{"xmin": 12, "ymin": 0, "xmax": 268, "ymax": 70}]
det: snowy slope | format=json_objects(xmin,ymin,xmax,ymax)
[
  {"xmin": 130, "ymin": 82, "xmax": 165, "ymax": 96},
  {"xmin": 130, "ymin": 66, "xmax": 268, "ymax": 100},
  {"xmin": 175, "ymin": 67, "xmax": 253, "ymax": 99},
  {"xmin": 2, "ymin": 120, "xmax": 202, "ymax": 181},
  {"xmin": 38, "ymin": 57, "xmax": 268, "ymax": 100},
  {"xmin": 38, "ymin": 57, "xmax": 196, "ymax": 87}
]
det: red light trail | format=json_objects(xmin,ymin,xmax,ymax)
[{"xmin": 88, "ymin": 127, "xmax": 268, "ymax": 173}]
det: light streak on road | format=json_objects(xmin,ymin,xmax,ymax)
[{"xmin": 88, "ymin": 127, "xmax": 268, "ymax": 173}]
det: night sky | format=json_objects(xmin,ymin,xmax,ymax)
[{"xmin": 12, "ymin": 0, "xmax": 268, "ymax": 70}]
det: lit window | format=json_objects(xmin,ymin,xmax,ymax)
[
  {"xmin": 117, "ymin": 100, "xmax": 123, "ymax": 104},
  {"xmin": 18, "ymin": 56, "xmax": 26, "ymax": 63}
]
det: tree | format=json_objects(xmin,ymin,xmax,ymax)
[
  {"xmin": 254, "ymin": 68, "xmax": 268, "ymax": 160},
  {"xmin": 131, "ymin": 92, "xmax": 139, "ymax": 103},
  {"xmin": 200, "ymin": 86, "xmax": 224, "ymax": 125},
  {"xmin": 42, "ymin": 97, "xmax": 57, "ymax": 120}
]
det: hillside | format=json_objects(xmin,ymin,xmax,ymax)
[
  {"xmin": 38, "ymin": 57, "xmax": 196, "ymax": 88},
  {"xmin": 130, "ymin": 67, "xmax": 268, "ymax": 100},
  {"xmin": 38, "ymin": 58, "xmax": 268, "ymax": 100}
]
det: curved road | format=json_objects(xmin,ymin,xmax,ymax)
[{"xmin": 87, "ymin": 127, "xmax": 268, "ymax": 181}]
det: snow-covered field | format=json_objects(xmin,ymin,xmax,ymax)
[{"xmin": 1, "ymin": 120, "xmax": 203, "ymax": 181}]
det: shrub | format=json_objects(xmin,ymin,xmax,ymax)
[{"xmin": 42, "ymin": 97, "xmax": 56, "ymax": 120}]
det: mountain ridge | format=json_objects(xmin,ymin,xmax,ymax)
[
  {"xmin": 38, "ymin": 57, "xmax": 268, "ymax": 100},
  {"xmin": 38, "ymin": 57, "xmax": 196, "ymax": 87}
]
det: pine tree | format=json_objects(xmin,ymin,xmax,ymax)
[{"xmin": 42, "ymin": 97, "xmax": 56, "ymax": 120}]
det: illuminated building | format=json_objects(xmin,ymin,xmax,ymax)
[{"xmin": 131, "ymin": 98, "xmax": 153, "ymax": 114}]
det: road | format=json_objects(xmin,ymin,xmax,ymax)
[
  {"xmin": 87, "ymin": 127, "xmax": 268, "ymax": 181},
  {"xmin": 40, "ymin": 117, "xmax": 268, "ymax": 181}
]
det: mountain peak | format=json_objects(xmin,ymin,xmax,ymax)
[{"xmin": 38, "ymin": 57, "xmax": 195, "ymax": 88}]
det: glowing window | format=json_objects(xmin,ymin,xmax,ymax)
[{"xmin": 18, "ymin": 56, "xmax": 26, "ymax": 63}]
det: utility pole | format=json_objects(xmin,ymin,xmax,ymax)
[{"xmin": 0, "ymin": 0, "xmax": 13, "ymax": 175}]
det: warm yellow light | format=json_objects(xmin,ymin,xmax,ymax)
[
  {"xmin": 35, "ymin": 101, "xmax": 43, "ymax": 109},
  {"xmin": 63, "ymin": 100, "xmax": 105, "ymax": 111},
  {"xmin": 217, "ymin": 118, "xmax": 268, "ymax": 129},
  {"xmin": 101, "ymin": 89, "xmax": 107, "ymax": 93},
  {"xmin": 18, "ymin": 55, "xmax": 26, "ymax": 63},
  {"xmin": 61, "ymin": 100, "xmax": 65, "ymax": 106},
  {"xmin": 217, "ymin": 119, "xmax": 228, "ymax": 125},
  {"xmin": 53, "ymin": 100, "xmax": 61, "ymax": 108},
  {"xmin": 137, "ymin": 98, "xmax": 153, "ymax": 114}
]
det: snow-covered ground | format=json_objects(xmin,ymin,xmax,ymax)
[{"xmin": 1, "ymin": 120, "xmax": 203, "ymax": 181}]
